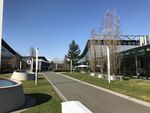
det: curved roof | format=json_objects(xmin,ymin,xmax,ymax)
[
  {"xmin": 79, "ymin": 39, "xmax": 139, "ymax": 59},
  {"xmin": 2, "ymin": 39, "xmax": 22, "ymax": 57}
]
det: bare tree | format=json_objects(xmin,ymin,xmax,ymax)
[
  {"xmin": 1, "ymin": 55, "xmax": 10, "ymax": 72},
  {"xmin": 88, "ymin": 29, "xmax": 97, "ymax": 74},
  {"xmin": 9, "ymin": 55, "xmax": 21, "ymax": 70},
  {"xmin": 98, "ymin": 45, "xmax": 106, "ymax": 74},
  {"xmin": 63, "ymin": 55, "xmax": 69, "ymax": 69},
  {"xmin": 99, "ymin": 9, "xmax": 122, "ymax": 75},
  {"xmin": 30, "ymin": 47, "xmax": 36, "ymax": 57}
]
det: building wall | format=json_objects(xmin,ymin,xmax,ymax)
[
  {"xmin": 1, "ymin": 45, "xmax": 22, "ymax": 73},
  {"xmin": 120, "ymin": 44, "xmax": 150, "ymax": 78},
  {"xmin": 78, "ymin": 39, "xmax": 142, "ymax": 75},
  {"xmin": 1, "ymin": 40, "xmax": 28, "ymax": 73}
]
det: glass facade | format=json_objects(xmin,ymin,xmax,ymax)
[{"xmin": 1, "ymin": 40, "xmax": 23, "ymax": 73}]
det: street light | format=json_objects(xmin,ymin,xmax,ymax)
[{"xmin": 67, "ymin": 58, "xmax": 73, "ymax": 73}]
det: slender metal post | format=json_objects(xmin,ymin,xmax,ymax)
[
  {"xmin": 0, "ymin": 0, "xmax": 4, "ymax": 72},
  {"xmin": 35, "ymin": 48, "xmax": 38, "ymax": 85},
  {"xmin": 107, "ymin": 46, "xmax": 111, "ymax": 83}
]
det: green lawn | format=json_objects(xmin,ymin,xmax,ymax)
[
  {"xmin": 63, "ymin": 72, "xmax": 150, "ymax": 102},
  {"xmin": 0, "ymin": 73, "xmax": 62, "ymax": 113}
]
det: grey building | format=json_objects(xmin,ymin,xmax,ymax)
[
  {"xmin": 1, "ymin": 39, "xmax": 50, "ymax": 73},
  {"xmin": 23, "ymin": 56, "xmax": 50, "ymax": 72},
  {"xmin": 78, "ymin": 38, "xmax": 140, "ymax": 64},
  {"xmin": 1, "ymin": 39, "xmax": 25, "ymax": 73}
]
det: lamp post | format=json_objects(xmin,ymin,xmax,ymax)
[
  {"xmin": 107, "ymin": 46, "xmax": 111, "ymax": 83},
  {"xmin": 35, "ymin": 48, "xmax": 38, "ymax": 85},
  {"xmin": 67, "ymin": 58, "xmax": 73, "ymax": 73}
]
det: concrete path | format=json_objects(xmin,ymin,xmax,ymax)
[{"xmin": 44, "ymin": 72, "xmax": 150, "ymax": 113}]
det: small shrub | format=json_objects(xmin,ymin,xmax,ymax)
[{"xmin": 53, "ymin": 69, "xmax": 70, "ymax": 72}]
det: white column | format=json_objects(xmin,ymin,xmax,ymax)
[
  {"xmin": 144, "ymin": 36, "xmax": 147, "ymax": 45},
  {"xmin": 35, "ymin": 48, "xmax": 38, "ymax": 85},
  {"xmin": 20, "ymin": 61, "xmax": 22, "ymax": 71},
  {"xmin": 31, "ymin": 58, "xmax": 33, "ymax": 72},
  {"xmin": 107, "ymin": 46, "xmax": 111, "ymax": 83},
  {"xmin": 0, "ymin": 0, "xmax": 4, "ymax": 72}
]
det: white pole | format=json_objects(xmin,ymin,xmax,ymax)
[
  {"xmin": 107, "ymin": 46, "xmax": 111, "ymax": 83},
  {"xmin": 144, "ymin": 35, "xmax": 147, "ymax": 45},
  {"xmin": 35, "ymin": 48, "xmax": 38, "ymax": 85},
  {"xmin": 31, "ymin": 58, "xmax": 33, "ymax": 72},
  {"xmin": 20, "ymin": 61, "xmax": 22, "ymax": 71},
  {"xmin": 0, "ymin": 0, "xmax": 4, "ymax": 72}
]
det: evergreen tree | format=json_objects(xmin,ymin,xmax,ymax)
[{"xmin": 67, "ymin": 40, "xmax": 80, "ymax": 66}]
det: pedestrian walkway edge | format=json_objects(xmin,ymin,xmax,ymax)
[
  {"xmin": 43, "ymin": 73, "xmax": 68, "ymax": 102},
  {"xmin": 57, "ymin": 72, "xmax": 150, "ymax": 108}
]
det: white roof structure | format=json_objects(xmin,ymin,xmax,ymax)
[{"xmin": 76, "ymin": 65, "xmax": 90, "ymax": 68}]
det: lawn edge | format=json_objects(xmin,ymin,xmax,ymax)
[{"xmin": 43, "ymin": 73, "xmax": 68, "ymax": 102}]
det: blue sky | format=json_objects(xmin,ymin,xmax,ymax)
[{"xmin": 2, "ymin": 0, "xmax": 150, "ymax": 60}]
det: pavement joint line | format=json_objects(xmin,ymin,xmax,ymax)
[
  {"xmin": 43, "ymin": 73, "xmax": 68, "ymax": 102},
  {"xmin": 57, "ymin": 72, "xmax": 150, "ymax": 108}
]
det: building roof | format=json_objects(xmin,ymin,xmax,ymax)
[
  {"xmin": 119, "ymin": 44, "xmax": 150, "ymax": 57},
  {"xmin": 2, "ymin": 39, "xmax": 49, "ymax": 63},
  {"xmin": 2, "ymin": 39, "xmax": 22, "ymax": 57},
  {"xmin": 79, "ymin": 39, "xmax": 139, "ymax": 59},
  {"xmin": 24, "ymin": 56, "xmax": 49, "ymax": 62}
]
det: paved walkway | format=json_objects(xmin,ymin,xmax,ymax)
[{"xmin": 44, "ymin": 72, "xmax": 150, "ymax": 113}]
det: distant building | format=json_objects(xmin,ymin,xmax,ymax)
[
  {"xmin": 139, "ymin": 35, "xmax": 150, "ymax": 46},
  {"xmin": 23, "ymin": 56, "xmax": 50, "ymax": 72},
  {"xmin": 78, "ymin": 35, "xmax": 150, "ymax": 78},
  {"xmin": 1, "ymin": 39, "xmax": 26, "ymax": 73},
  {"xmin": 1, "ymin": 39, "xmax": 50, "ymax": 73},
  {"xmin": 119, "ymin": 44, "xmax": 150, "ymax": 78}
]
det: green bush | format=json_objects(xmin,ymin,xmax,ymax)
[{"xmin": 53, "ymin": 69, "xmax": 70, "ymax": 72}]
